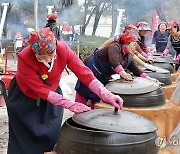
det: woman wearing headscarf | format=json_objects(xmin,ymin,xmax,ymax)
[
  {"xmin": 135, "ymin": 21, "xmax": 153, "ymax": 58},
  {"xmin": 124, "ymin": 24, "xmax": 155, "ymax": 66},
  {"xmin": 99, "ymin": 24, "xmax": 155, "ymax": 71},
  {"xmin": 6, "ymin": 28, "xmax": 123, "ymax": 154},
  {"xmin": 75, "ymin": 31, "xmax": 155, "ymax": 109},
  {"xmin": 45, "ymin": 13, "xmax": 60, "ymax": 40}
]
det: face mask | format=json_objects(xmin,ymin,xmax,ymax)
[
  {"xmin": 35, "ymin": 54, "xmax": 56, "ymax": 63},
  {"xmin": 46, "ymin": 59, "xmax": 53, "ymax": 63},
  {"xmin": 35, "ymin": 56, "xmax": 44, "ymax": 63},
  {"xmin": 35, "ymin": 54, "xmax": 56, "ymax": 72}
]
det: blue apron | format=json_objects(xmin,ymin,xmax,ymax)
[{"xmin": 75, "ymin": 48, "xmax": 132, "ymax": 101}]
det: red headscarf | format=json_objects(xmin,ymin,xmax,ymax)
[
  {"xmin": 117, "ymin": 32, "xmax": 138, "ymax": 44},
  {"xmin": 167, "ymin": 21, "xmax": 179, "ymax": 30},
  {"xmin": 47, "ymin": 13, "xmax": 57, "ymax": 21},
  {"xmin": 124, "ymin": 24, "xmax": 140, "ymax": 39},
  {"xmin": 124, "ymin": 24, "xmax": 137, "ymax": 31},
  {"xmin": 28, "ymin": 28, "xmax": 56, "ymax": 55}
]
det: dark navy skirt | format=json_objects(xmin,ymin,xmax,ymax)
[{"xmin": 6, "ymin": 77, "xmax": 64, "ymax": 154}]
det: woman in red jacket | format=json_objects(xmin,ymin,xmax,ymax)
[{"xmin": 6, "ymin": 28, "xmax": 123, "ymax": 154}]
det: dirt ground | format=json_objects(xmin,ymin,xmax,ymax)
[
  {"xmin": 0, "ymin": 71, "xmax": 76, "ymax": 153},
  {"xmin": 0, "ymin": 106, "xmax": 8, "ymax": 154}
]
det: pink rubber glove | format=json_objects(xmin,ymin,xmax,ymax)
[
  {"xmin": 114, "ymin": 65, "xmax": 124, "ymax": 74},
  {"xmin": 151, "ymin": 44, "xmax": 156, "ymax": 51},
  {"xmin": 175, "ymin": 54, "xmax": 180, "ymax": 62},
  {"xmin": 47, "ymin": 91, "xmax": 91, "ymax": 114},
  {"xmin": 141, "ymin": 52, "xmax": 149, "ymax": 58},
  {"xmin": 161, "ymin": 49, "xmax": 170, "ymax": 58},
  {"xmin": 140, "ymin": 72, "xmax": 148, "ymax": 78},
  {"xmin": 88, "ymin": 79, "xmax": 123, "ymax": 109}
]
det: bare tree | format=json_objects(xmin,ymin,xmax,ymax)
[
  {"xmin": 92, "ymin": 1, "xmax": 111, "ymax": 35},
  {"xmin": 62, "ymin": 0, "xmax": 73, "ymax": 8},
  {"xmin": 81, "ymin": 0, "xmax": 95, "ymax": 35},
  {"xmin": 81, "ymin": 0, "xmax": 111, "ymax": 35}
]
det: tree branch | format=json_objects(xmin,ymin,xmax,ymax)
[{"xmin": 85, "ymin": 6, "xmax": 97, "ymax": 27}]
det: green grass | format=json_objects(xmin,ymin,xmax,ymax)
[
  {"xmin": 70, "ymin": 35, "xmax": 109, "ymax": 61},
  {"xmin": 77, "ymin": 35, "xmax": 108, "ymax": 44}
]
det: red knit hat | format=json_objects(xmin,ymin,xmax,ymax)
[
  {"xmin": 117, "ymin": 32, "xmax": 138, "ymax": 44},
  {"xmin": 167, "ymin": 21, "xmax": 179, "ymax": 30},
  {"xmin": 28, "ymin": 28, "xmax": 56, "ymax": 55},
  {"xmin": 47, "ymin": 13, "xmax": 57, "ymax": 21}
]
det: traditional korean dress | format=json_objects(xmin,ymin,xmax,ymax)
[
  {"xmin": 75, "ymin": 43, "xmax": 143, "ymax": 102},
  {"xmin": 7, "ymin": 41, "xmax": 95, "ymax": 154}
]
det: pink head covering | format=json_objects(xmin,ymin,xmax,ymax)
[{"xmin": 167, "ymin": 21, "xmax": 179, "ymax": 30}]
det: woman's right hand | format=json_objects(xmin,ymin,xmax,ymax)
[
  {"xmin": 68, "ymin": 103, "xmax": 91, "ymax": 114},
  {"xmin": 146, "ymin": 57, "xmax": 154, "ymax": 64},
  {"xmin": 88, "ymin": 79, "xmax": 123, "ymax": 110},
  {"xmin": 119, "ymin": 70, "xmax": 133, "ymax": 81},
  {"xmin": 161, "ymin": 49, "xmax": 170, "ymax": 58}
]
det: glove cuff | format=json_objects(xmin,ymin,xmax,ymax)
[
  {"xmin": 47, "ymin": 90, "xmax": 75, "ymax": 108},
  {"xmin": 141, "ymin": 52, "xmax": 149, "ymax": 58},
  {"xmin": 88, "ymin": 79, "xmax": 111, "ymax": 100},
  {"xmin": 176, "ymin": 54, "xmax": 180, "ymax": 62},
  {"xmin": 151, "ymin": 44, "xmax": 156, "ymax": 50},
  {"xmin": 88, "ymin": 79, "xmax": 104, "ymax": 94},
  {"xmin": 114, "ymin": 65, "xmax": 124, "ymax": 73},
  {"xmin": 140, "ymin": 72, "xmax": 148, "ymax": 78},
  {"xmin": 164, "ymin": 49, "xmax": 170, "ymax": 55}
]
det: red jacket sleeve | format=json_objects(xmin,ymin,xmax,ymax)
[{"xmin": 65, "ymin": 45, "xmax": 96, "ymax": 86}]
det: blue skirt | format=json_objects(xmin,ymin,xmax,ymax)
[{"xmin": 6, "ymin": 77, "xmax": 64, "ymax": 154}]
